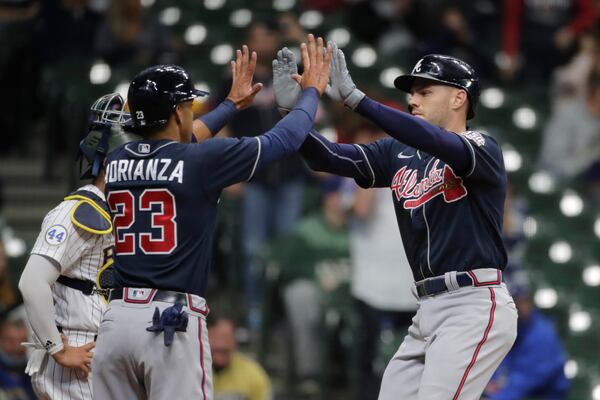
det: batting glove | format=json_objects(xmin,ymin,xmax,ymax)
[
  {"xmin": 329, "ymin": 42, "xmax": 365, "ymax": 110},
  {"xmin": 272, "ymin": 47, "xmax": 302, "ymax": 116}
]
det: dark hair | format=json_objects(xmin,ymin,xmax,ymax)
[{"xmin": 206, "ymin": 312, "xmax": 237, "ymax": 329}]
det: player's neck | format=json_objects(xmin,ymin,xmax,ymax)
[
  {"xmin": 145, "ymin": 124, "xmax": 183, "ymax": 142},
  {"xmin": 443, "ymin": 116, "xmax": 467, "ymax": 134}
]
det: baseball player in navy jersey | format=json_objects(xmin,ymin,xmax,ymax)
[
  {"xmin": 17, "ymin": 93, "xmax": 136, "ymax": 399},
  {"xmin": 92, "ymin": 35, "xmax": 331, "ymax": 400},
  {"xmin": 273, "ymin": 45, "xmax": 518, "ymax": 399}
]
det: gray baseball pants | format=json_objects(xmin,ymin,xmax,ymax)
[
  {"xmin": 378, "ymin": 269, "xmax": 518, "ymax": 400},
  {"xmin": 92, "ymin": 289, "xmax": 212, "ymax": 400}
]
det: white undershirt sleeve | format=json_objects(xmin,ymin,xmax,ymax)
[{"xmin": 18, "ymin": 254, "xmax": 64, "ymax": 355}]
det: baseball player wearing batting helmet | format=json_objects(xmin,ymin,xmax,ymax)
[
  {"xmin": 273, "ymin": 45, "xmax": 517, "ymax": 399},
  {"xmin": 18, "ymin": 93, "xmax": 135, "ymax": 399},
  {"xmin": 92, "ymin": 35, "xmax": 331, "ymax": 400}
]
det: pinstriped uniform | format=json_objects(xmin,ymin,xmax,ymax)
[{"xmin": 29, "ymin": 184, "xmax": 112, "ymax": 400}]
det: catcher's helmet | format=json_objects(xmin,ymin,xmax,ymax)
[
  {"xmin": 127, "ymin": 65, "xmax": 209, "ymax": 130},
  {"xmin": 394, "ymin": 54, "xmax": 480, "ymax": 119},
  {"xmin": 78, "ymin": 93, "xmax": 140, "ymax": 179}
]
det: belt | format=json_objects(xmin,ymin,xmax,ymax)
[
  {"xmin": 109, "ymin": 288, "xmax": 187, "ymax": 304},
  {"xmin": 415, "ymin": 270, "xmax": 502, "ymax": 298},
  {"xmin": 56, "ymin": 275, "xmax": 108, "ymax": 297},
  {"xmin": 108, "ymin": 288, "xmax": 209, "ymax": 316}
]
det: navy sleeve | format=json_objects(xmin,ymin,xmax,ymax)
[
  {"xmin": 194, "ymin": 137, "xmax": 261, "ymax": 192},
  {"xmin": 194, "ymin": 88, "xmax": 320, "ymax": 192},
  {"xmin": 252, "ymin": 88, "xmax": 319, "ymax": 169},
  {"xmin": 299, "ymin": 130, "xmax": 396, "ymax": 188},
  {"xmin": 355, "ymin": 138, "xmax": 398, "ymax": 188},
  {"xmin": 457, "ymin": 132, "xmax": 506, "ymax": 184},
  {"xmin": 355, "ymin": 96, "xmax": 471, "ymax": 175},
  {"xmin": 197, "ymin": 99, "xmax": 237, "ymax": 135}
]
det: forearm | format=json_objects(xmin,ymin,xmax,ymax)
[
  {"xmin": 299, "ymin": 130, "xmax": 373, "ymax": 181},
  {"xmin": 18, "ymin": 254, "xmax": 63, "ymax": 354},
  {"xmin": 196, "ymin": 99, "xmax": 237, "ymax": 137},
  {"xmin": 355, "ymin": 96, "xmax": 470, "ymax": 173},
  {"xmin": 258, "ymin": 88, "xmax": 319, "ymax": 163}
]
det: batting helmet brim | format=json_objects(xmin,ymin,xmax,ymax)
[
  {"xmin": 394, "ymin": 73, "xmax": 476, "ymax": 119},
  {"xmin": 393, "ymin": 73, "xmax": 466, "ymax": 95}
]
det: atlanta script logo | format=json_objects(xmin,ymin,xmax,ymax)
[{"xmin": 391, "ymin": 160, "xmax": 468, "ymax": 209}]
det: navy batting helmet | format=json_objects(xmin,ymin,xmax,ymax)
[
  {"xmin": 394, "ymin": 54, "xmax": 480, "ymax": 119},
  {"xmin": 127, "ymin": 65, "xmax": 209, "ymax": 130},
  {"xmin": 78, "ymin": 93, "xmax": 139, "ymax": 179}
]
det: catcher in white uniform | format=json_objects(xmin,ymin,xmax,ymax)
[{"xmin": 18, "ymin": 93, "xmax": 136, "ymax": 399}]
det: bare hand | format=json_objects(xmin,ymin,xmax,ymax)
[
  {"xmin": 51, "ymin": 334, "xmax": 95, "ymax": 380},
  {"xmin": 292, "ymin": 34, "xmax": 332, "ymax": 96},
  {"xmin": 226, "ymin": 45, "xmax": 263, "ymax": 110}
]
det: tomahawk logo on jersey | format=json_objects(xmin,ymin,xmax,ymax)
[
  {"xmin": 105, "ymin": 137, "xmax": 261, "ymax": 297},
  {"xmin": 354, "ymin": 131, "xmax": 507, "ymax": 281}
]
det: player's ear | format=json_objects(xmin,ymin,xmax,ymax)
[
  {"xmin": 174, "ymin": 105, "xmax": 183, "ymax": 125},
  {"xmin": 451, "ymin": 89, "xmax": 468, "ymax": 112}
]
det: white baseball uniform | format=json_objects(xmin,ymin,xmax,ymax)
[{"xmin": 25, "ymin": 184, "xmax": 113, "ymax": 400}]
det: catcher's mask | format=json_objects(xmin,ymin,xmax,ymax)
[{"xmin": 78, "ymin": 93, "xmax": 139, "ymax": 179}]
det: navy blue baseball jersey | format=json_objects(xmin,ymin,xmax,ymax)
[
  {"xmin": 103, "ymin": 89, "xmax": 319, "ymax": 297},
  {"xmin": 104, "ymin": 138, "xmax": 260, "ymax": 296},
  {"xmin": 301, "ymin": 129, "xmax": 507, "ymax": 281},
  {"xmin": 358, "ymin": 131, "xmax": 507, "ymax": 281}
]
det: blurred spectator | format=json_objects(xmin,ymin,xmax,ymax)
[
  {"xmin": 484, "ymin": 276, "xmax": 570, "ymax": 399},
  {"xmin": 215, "ymin": 20, "xmax": 311, "ymax": 332},
  {"xmin": 94, "ymin": 0, "xmax": 176, "ymax": 67},
  {"xmin": 266, "ymin": 176, "xmax": 350, "ymax": 394},
  {"xmin": 417, "ymin": 2, "xmax": 496, "ymax": 79},
  {"xmin": 209, "ymin": 315, "xmax": 272, "ymax": 400},
  {"xmin": 0, "ymin": 241, "xmax": 18, "ymax": 314},
  {"xmin": 35, "ymin": 0, "xmax": 103, "ymax": 63},
  {"xmin": 346, "ymin": 0, "xmax": 425, "ymax": 56},
  {"xmin": 346, "ymin": 0, "xmax": 496, "ymax": 76},
  {"xmin": 536, "ymin": 71, "xmax": 600, "ymax": 183},
  {"xmin": 0, "ymin": 315, "xmax": 35, "ymax": 400},
  {"xmin": 501, "ymin": 0, "xmax": 597, "ymax": 82},
  {"xmin": 552, "ymin": 28, "xmax": 600, "ymax": 108},
  {"xmin": 342, "ymin": 126, "xmax": 416, "ymax": 400}
]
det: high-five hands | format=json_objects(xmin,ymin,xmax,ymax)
[
  {"xmin": 273, "ymin": 36, "xmax": 364, "ymax": 114},
  {"xmin": 293, "ymin": 34, "xmax": 332, "ymax": 96},
  {"xmin": 272, "ymin": 46, "xmax": 301, "ymax": 115},
  {"xmin": 328, "ymin": 42, "xmax": 365, "ymax": 110},
  {"xmin": 226, "ymin": 45, "xmax": 263, "ymax": 110}
]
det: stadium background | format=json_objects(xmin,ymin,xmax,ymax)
[{"xmin": 0, "ymin": 0, "xmax": 598, "ymax": 399}]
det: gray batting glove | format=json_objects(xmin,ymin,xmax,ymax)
[
  {"xmin": 329, "ymin": 42, "xmax": 365, "ymax": 110},
  {"xmin": 272, "ymin": 47, "xmax": 301, "ymax": 116}
]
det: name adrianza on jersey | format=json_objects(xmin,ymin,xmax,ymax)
[{"xmin": 105, "ymin": 159, "xmax": 184, "ymax": 183}]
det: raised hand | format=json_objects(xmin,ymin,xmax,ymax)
[
  {"xmin": 293, "ymin": 34, "xmax": 332, "ymax": 96},
  {"xmin": 272, "ymin": 47, "xmax": 301, "ymax": 115},
  {"xmin": 226, "ymin": 45, "xmax": 263, "ymax": 110},
  {"xmin": 329, "ymin": 42, "xmax": 365, "ymax": 110},
  {"xmin": 51, "ymin": 334, "xmax": 95, "ymax": 379}
]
